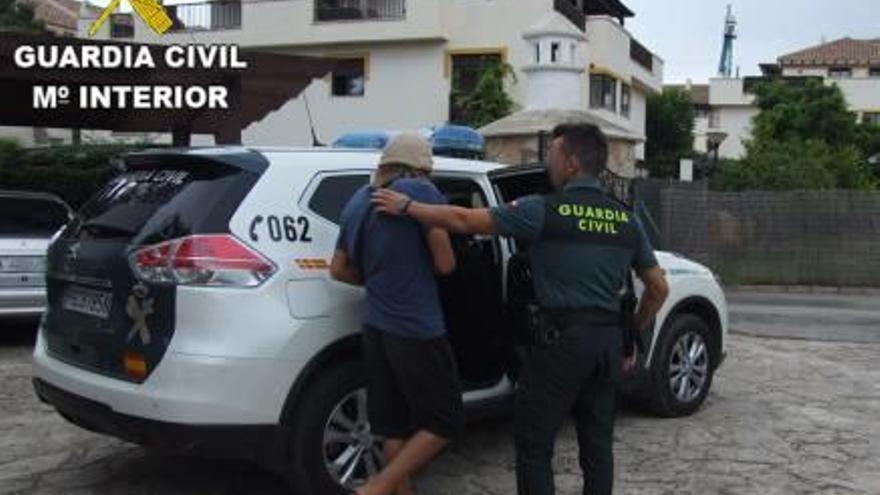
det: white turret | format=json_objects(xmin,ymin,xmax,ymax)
[{"xmin": 521, "ymin": 12, "xmax": 588, "ymax": 110}]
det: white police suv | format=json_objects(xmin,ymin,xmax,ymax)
[{"xmin": 33, "ymin": 147, "xmax": 727, "ymax": 495}]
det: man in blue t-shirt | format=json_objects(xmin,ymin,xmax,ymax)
[
  {"xmin": 371, "ymin": 124, "xmax": 670, "ymax": 495},
  {"xmin": 330, "ymin": 134, "xmax": 462, "ymax": 495}
]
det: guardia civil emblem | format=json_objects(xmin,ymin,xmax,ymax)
[{"xmin": 126, "ymin": 284, "xmax": 155, "ymax": 345}]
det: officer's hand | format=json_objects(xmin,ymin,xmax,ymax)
[
  {"xmin": 622, "ymin": 353, "xmax": 637, "ymax": 373},
  {"xmin": 372, "ymin": 188, "xmax": 411, "ymax": 216}
]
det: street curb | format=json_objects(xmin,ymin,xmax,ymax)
[{"xmin": 726, "ymin": 285, "xmax": 880, "ymax": 296}]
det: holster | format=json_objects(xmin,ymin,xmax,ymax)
[{"xmin": 620, "ymin": 293, "xmax": 639, "ymax": 358}]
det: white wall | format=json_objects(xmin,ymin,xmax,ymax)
[
  {"xmin": 830, "ymin": 78, "xmax": 880, "ymax": 113},
  {"xmin": 630, "ymin": 89, "xmax": 647, "ymax": 159},
  {"xmin": 716, "ymin": 106, "xmax": 757, "ymax": 159},
  {"xmin": 242, "ymin": 42, "xmax": 449, "ymax": 145},
  {"xmin": 781, "ymin": 66, "xmax": 828, "ymax": 77},
  {"xmin": 709, "ymin": 78, "xmax": 755, "ymax": 106},
  {"xmin": 585, "ymin": 16, "xmax": 662, "ymax": 92}
]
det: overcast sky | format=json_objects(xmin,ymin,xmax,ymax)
[{"xmin": 622, "ymin": 0, "xmax": 879, "ymax": 83}]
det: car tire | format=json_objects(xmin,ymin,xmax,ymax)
[
  {"xmin": 285, "ymin": 361, "xmax": 384, "ymax": 495},
  {"xmin": 648, "ymin": 313, "xmax": 714, "ymax": 417}
]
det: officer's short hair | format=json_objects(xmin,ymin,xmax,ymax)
[{"xmin": 551, "ymin": 123, "xmax": 609, "ymax": 175}]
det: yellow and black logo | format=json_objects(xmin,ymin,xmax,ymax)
[
  {"xmin": 557, "ymin": 203, "xmax": 630, "ymax": 235},
  {"xmin": 89, "ymin": 0, "xmax": 173, "ymax": 37}
]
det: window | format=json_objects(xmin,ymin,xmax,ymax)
[
  {"xmin": 550, "ymin": 42, "xmax": 560, "ymax": 63},
  {"xmin": 590, "ymin": 74, "xmax": 617, "ymax": 111},
  {"xmin": 620, "ymin": 83, "xmax": 631, "ymax": 118},
  {"xmin": 449, "ymin": 52, "xmax": 503, "ymax": 124},
  {"xmin": 870, "ymin": 67, "xmax": 880, "ymax": 78},
  {"xmin": 315, "ymin": 0, "xmax": 406, "ymax": 22},
  {"xmin": 709, "ymin": 110, "xmax": 722, "ymax": 129},
  {"xmin": 0, "ymin": 197, "xmax": 69, "ymax": 237},
  {"xmin": 331, "ymin": 58, "xmax": 366, "ymax": 97},
  {"xmin": 828, "ymin": 67, "xmax": 852, "ymax": 78},
  {"xmin": 695, "ymin": 107, "xmax": 710, "ymax": 119},
  {"xmin": 863, "ymin": 113, "xmax": 880, "ymax": 126},
  {"xmin": 308, "ymin": 175, "xmax": 370, "ymax": 224}
]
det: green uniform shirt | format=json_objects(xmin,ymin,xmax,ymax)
[{"xmin": 489, "ymin": 176, "xmax": 658, "ymax": 312}]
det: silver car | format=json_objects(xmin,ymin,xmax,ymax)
[{"xmin": 0, "ymin": 191, "xmax": 72, "ymax": 317}]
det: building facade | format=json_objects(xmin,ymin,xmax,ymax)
[
  {"xmin": 674, "ymin": 37, "xmax": 880, "ymax": 160},
  {"xmin": 79, "ymin": 0, "xmax": 663, "ymax": 151},
  {"xmin": 769, "ymin": 37, "xmax": 880, "ymax": 126},
  {"xmin": 0, "ymin": 0, "xmax": 96, "ymax": 147}
]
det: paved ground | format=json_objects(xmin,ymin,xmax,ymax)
[
  {"xmin": 727, "ymin": 290, "xmax": 880, "ymax": 344},
  {"xmin": 2, "ymin": 291, "xmax": 879, "ymax": 495}
]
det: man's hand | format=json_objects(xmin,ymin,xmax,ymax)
[
  {"xmin": 371, "ymin": 188, "xmax": 497, "ymax": 235},
  {"xmin": 372, "ymin": 188, "xmax": 412, "ymax": 216},
  {"xmin": 634, "ymin": 266, "xmax": 669, "ymax": 331}
]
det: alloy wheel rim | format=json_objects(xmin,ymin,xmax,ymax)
[
  {"xmin": 323, "ymin": 388, "xmax": 385, "ymax": 488},
  {"xmin": 668, "ymin": 331, "xmax": 709, "ymax": 403}
]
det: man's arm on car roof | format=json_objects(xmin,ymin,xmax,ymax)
[
  {"xmin": 372, "ymin": 188, "xmax": 496, "ymax": 235},
  {"xmin": 330, "ymin": 249, "xmax": 363, "ymax": 286}
]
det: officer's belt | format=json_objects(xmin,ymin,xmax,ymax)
[{"xmin": 540, "ymin": 307, "xmax": 620, "ymax": 328}]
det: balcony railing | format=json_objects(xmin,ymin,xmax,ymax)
[
  {"xmin": 314, "ymin": 0, "xmax": 406, "ymax": 22},
  {"xmin": 165, "ymin": 0, "xmax": 242, "ymax": 32},
  {"xmin": 630, "ymin": 39, "xmax": 653, "ymax": 73},
  {"xmin": 553, "ymin": 0, "xmax": 585, "ymax": 31}
]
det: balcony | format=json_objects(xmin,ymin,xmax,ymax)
[
  {"xmin": 162, "ymin": 0, "xmax": 242, "ymax": 32},
  {"xmin": 105, "ymin": 0, "xmax": 440, "ymax": 50},
  {"xmin": 553, "ymin": 0, "xmax": 585, "ymax": 31},
  {"xmin": 314, "ymin": 0, "xmax": 406, "ymax": 22}
]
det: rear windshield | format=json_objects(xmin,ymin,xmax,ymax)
[
  {"xmin": 63, "ymin": 164, "xmax": 258, "ymax": 244},
  {"xmin": 0, "ymin": 197, "xmax": 70, "ymax": 237}
]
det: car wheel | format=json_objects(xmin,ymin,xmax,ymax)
[
  {"xmin": 286, "ymin": 362, "xmax": 385, "ymax": 495},
  {"xmin": 648, "ymin": 313, "xmax": 714, "ymax": 417}
]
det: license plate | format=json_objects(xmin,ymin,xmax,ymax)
[
  {"xmin": 0, "ymin": 256, "xmax": 45, "ymax": 273},
  {"xmin": 63, "ymin": 286, "xmax": 113, "ymax": 319}
]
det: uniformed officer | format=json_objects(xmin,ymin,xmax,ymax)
[{"xmin": 372, "ymin": 123, "xmax": 669, "ymax": 495}]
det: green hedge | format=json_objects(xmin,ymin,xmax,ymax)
[{"xmin": 0, "ymin": 142, "xmax": 156, "ymax": 209}]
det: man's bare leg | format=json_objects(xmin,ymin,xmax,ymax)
[
  {"xmin": 357, "ymin": 431, "xmax": 448, "ymax": 495},
  {"xmin": 383, "ymin": 439, "xmax": 415, "ymax": 495}
]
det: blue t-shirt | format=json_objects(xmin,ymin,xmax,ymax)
[{"xmin": 337, "ymin": 178, "xmax": 448, "ymax": 339}]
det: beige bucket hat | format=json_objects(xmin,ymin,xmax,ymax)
[{"xmin": 378, "ymin": 133, "xmax": 433, "ymax": 173}]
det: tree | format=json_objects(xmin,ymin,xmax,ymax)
[
  {"xmin": 854, "ymin": 122, "xmax": 880, "ymax": 179},
  {"xmin": 453, "ymin": 60, "xmax": 517, "ymax": 129},
  {"xmin": 0, "ymin": 0, "xmax": 45, "ymax": 33},
  {"xmin": 715, "ymin": 79, "xmax": 876, "ymax": 191},
  {"xmin": 645, "ymin": 87, "xmax": 695, "ymax": 177},
  {"xmin": 714, "ymin": 139, "xmax": 868, "ymax": 191},
  {"xmin": 750, "ymin": 78, "xmax": 856, "ymax": 148}
]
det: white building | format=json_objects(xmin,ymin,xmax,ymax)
[
  {"xmin": 674, "ymin": 37, "xmax": 880, "ymax": 160},
  {"xmin": 670, "ymin": 78, "xmax": 757, "ymax": 160},
  {"xmin": 0, "ymin": 0, "xmax": 98, "ymax": 147},
  {"xmin": 78, "ymin": 0, "xmax": 663, "ymax": 153},
  {"xmin": 769, "ymin": 37, "xmax": 880, "ymax": 125}
]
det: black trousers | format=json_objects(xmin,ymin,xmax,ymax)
[{"xmin": 514, "ymin": 323, "xmax": 622, "ymax": 495}]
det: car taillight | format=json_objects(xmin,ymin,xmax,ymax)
[{"xmin": 130, "ymin": 234, "xmax": 276, "ymax": 287}]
